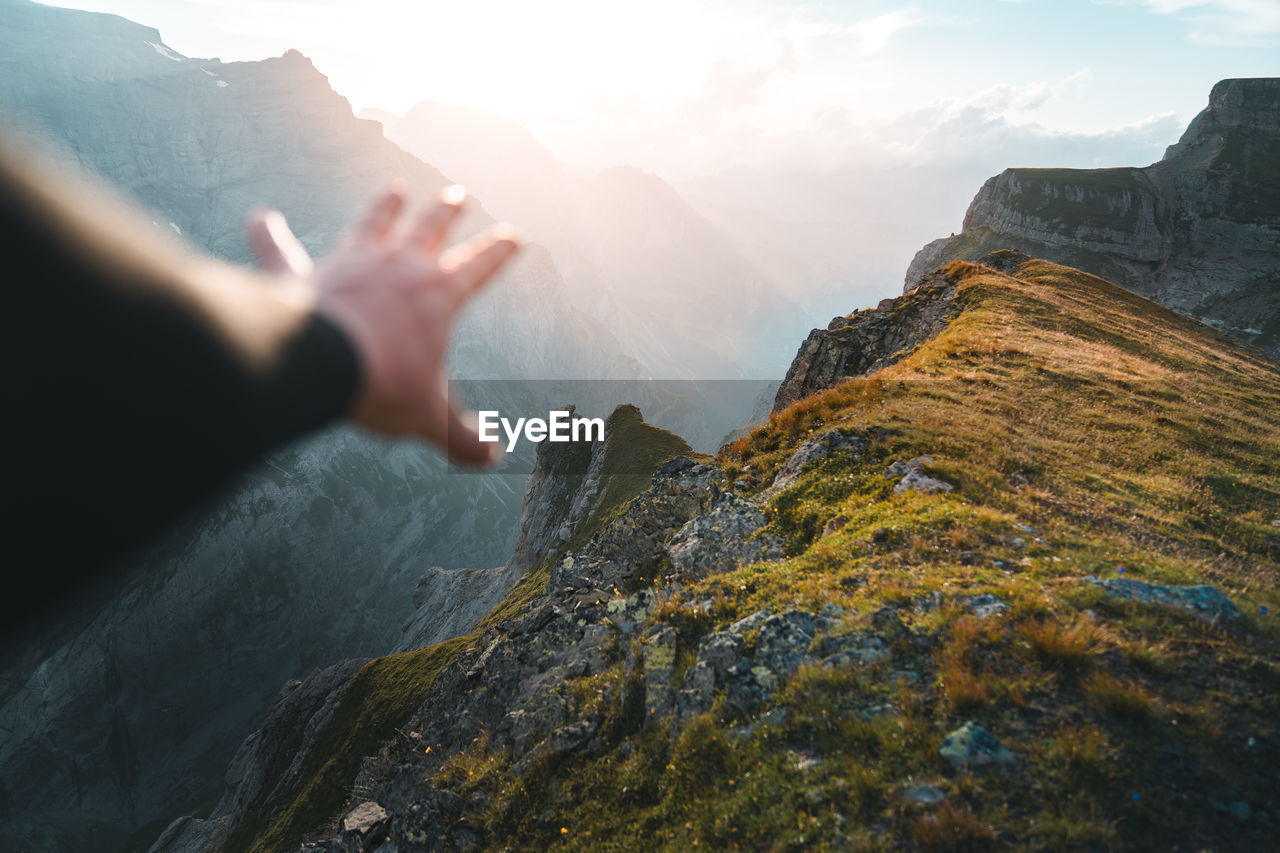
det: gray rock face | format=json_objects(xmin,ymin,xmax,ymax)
[
  {"xmin": 905, "ymin": 78, "xmax": 1280, "ymax": 360},
  {"xmin": 1084, "ymin": 577, "xmax": 1242, "ymax": 623},
  {"xmin": 773, "ymin": 270, "xmax": 961, "ymax": 412},
  {"xmin": 394, "ymin": 409, "xmax": 607, "ymax": 654},
  {"xmin": 665, "ymin": 492, "xmax": 784, "ymax": 581},
  {"xmin": 767, "ymin": 429, "xmax": 868, "ymax": 494}
]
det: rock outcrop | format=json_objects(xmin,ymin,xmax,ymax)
[
  {"xmin": 773, "ymin": 269, "xmax": 961, "ymax": 412},
  {"xmin": 905, "ymin": 78, "xmax": 1280, "ymax": 359}
]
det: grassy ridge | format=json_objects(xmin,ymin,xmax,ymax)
[{"xmin": 424, "ymin": 257, "xmax": 1280, "ymax": 850}]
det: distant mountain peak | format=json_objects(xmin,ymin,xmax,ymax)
[
  {"xmin": 905, "ymin": 77, "xmax": 1280, "ymax": 359},
  {"xmin": 1163, "ymin": 76, "xmax": 1280, "ymax": 160}
]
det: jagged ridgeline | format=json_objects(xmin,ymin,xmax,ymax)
[
  {"xmin": 908, "ymin": 78, "xmax": 1280, "ymax": 360},
  {"xmin": 160, "ymin": 255, "xmax": 1279, "ymax": 852}
]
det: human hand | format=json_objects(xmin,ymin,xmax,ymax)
[{"xmin": 247, "ymin": 184, "xmax": 519, "ymax": 465}]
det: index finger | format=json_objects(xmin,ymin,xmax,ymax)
[
  {"xmin": 353, "ymin": 182, "xmax": 407, "ymax": 243},
  {"xmin": 439, "ymin": 224, "xmax": 521, "ymax": 296}
]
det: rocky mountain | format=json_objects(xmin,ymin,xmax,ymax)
[
  {"xmin": 906, "ymin": 78, "xmax": 1280, "ymax": 360},
  {"xmin": 0, "ymin": 1, "xmax": 652, "ymax": 850},
  {"xmin": 156, "ymin": 252, "xmax": 1279, "ymax": 852},
  {"xmin": 367, "ymin": 102, "xmax": 802, "ymax": 379}
]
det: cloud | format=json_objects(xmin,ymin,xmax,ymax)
[
  {"xmin": 1117, "ymin": 0, "xmax": 1280, "ymax": 45},
  {"xmin": 842, "ymin": 8, "xmax": 927, "ymax": 55},
  {"xmin": 788, "ymin": 6, "xmax": 927, "ymax": 56}
]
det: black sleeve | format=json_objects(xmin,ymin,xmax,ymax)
[{"xmin": 1, "ymin": 145, "xmax": 361, "ymax": 638}]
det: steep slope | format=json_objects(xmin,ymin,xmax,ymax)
[
  {"xmin": 906, "ymin": 78, "xmax": 1280, "ymax": 359},
  {"xmin": 0, "ymin": 2, "xmax": 643, "ymax": 851},
  {"xmin": 153, "ymin": 405, "xmax": 699, "ymax": 852},
  {"xmin": 166, "ymin": 253, "xmax": 1278, "ymax": 851},
  {"xmin": 370, "ymin": 102, "xmax": 802, "ymax": 378}
]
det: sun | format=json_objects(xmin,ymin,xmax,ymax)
[{"xmin": 292, "ymin": 0, "xmax": 745, "ymax": 120}]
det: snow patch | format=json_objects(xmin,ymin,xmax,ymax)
[
  {"xmin": 144, "ymin": 41, "xmax": 185, "ymax": 62},
  {"xmin": 201, "ymin": 69, "xmax": 217, "ymax": 77},
  {"xmin": 216, "ymin": 80, "xmax": 229, "ymax": 88},
  {"xmin": 169, "ymin": 222, "xmax": 182, "ymax": 235}
]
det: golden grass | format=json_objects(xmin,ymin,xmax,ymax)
[{"xmin": 244, "ymin": 257, "xmax": 1280, "ymax": 852}]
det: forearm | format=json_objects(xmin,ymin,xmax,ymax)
[{"xmin": 2, "ymin": 143, "xmax": 360, "ymax": 581}]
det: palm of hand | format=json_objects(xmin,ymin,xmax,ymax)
[{"xmin": 247, "ymin": 184, "xmax": 519, "ymax": 465}]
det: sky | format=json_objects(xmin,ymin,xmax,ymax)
[{"xmin": 38, "ymin": 0, "xmax": 1280, "ymax": 196}]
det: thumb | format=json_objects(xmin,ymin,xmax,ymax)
[
  {"xmin": 246, "ymin": 207, "xmax": 314, "ymax": 277},
  {"xmin": 443, "ymin": 403, "xmax": 500, "ymax": 467}
]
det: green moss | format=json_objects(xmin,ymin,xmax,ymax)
[{"xmin": 473, "ymin": 559, "xmax": 553, "ymax": 635}]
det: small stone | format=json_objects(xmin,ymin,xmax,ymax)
[
  {"xmin": 939, "ymin": 721, "xmax": 1018, "ymax": 771},
  {"xmin": 342, "ymin": 801, "xmax": 389, "ymax": 835},
  {"xmin": 819, "ymin": 603, "xmax": 845, "ymax": 620},
  {"xmin": 728, "ymin": 608, "xmax": 771, "ymax": 634},
  {"xmin": 1212, "ymin": 799, "xmax": 1253, "ymax": 821},
  {"xmin": 888, "ymin": 457, "xmax": 954, "ymax": 495},
  {"xmin": 1083, "ymin": 577, "xmax": 1242, "ymax": 623},
  {"xmin": 902, "ymin": 785, "xmax": 946, "ymax": 805},
  {"xmin": 858, "ymin": 702, "xmax": 897, "ymax": 721},
  {"xmin": 768, "ymin": 430, "xmax": 867, "ymax": 493},
  {"xmin": 697, "ymin": 631, "xmax": 745, "ymax": 678},
  {"xmin": 965, "ymin": 594, "xmax": 1007, "ymax": 619},
  {"xmin": 755, "ymin": 611, "xmax": 817, "ymax": 678},
  {"xmin": 822, "ymin": 515, "xmax": 850, "ymax": 536}
]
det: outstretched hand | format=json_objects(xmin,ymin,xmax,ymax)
[{"xmin": 247, "ymin": 184, "xmax": 519, "ymax": 465}]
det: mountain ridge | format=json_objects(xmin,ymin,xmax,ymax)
[
  {"xmin": 905, "ymin": 78, "xmax": 1280, "ymax": 360},
  {"xmin": 155, "ymin": 251, "xmax": 1280, "ymax": 852}
]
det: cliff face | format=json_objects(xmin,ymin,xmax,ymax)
[
  {"xmin": 773, "ymin": 270, "xmax": 963, "ymax": 413},
  {"xmin": 905, "ymin": 78, "xmax": 1280, "ymax": 359},
  {"xmin": 158, "ymin": 255, "xmax": 1280, "ymax": 852},
  {"xmin": 0, "ymin": 2, "xmax": 641, "ymax": 851}
]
